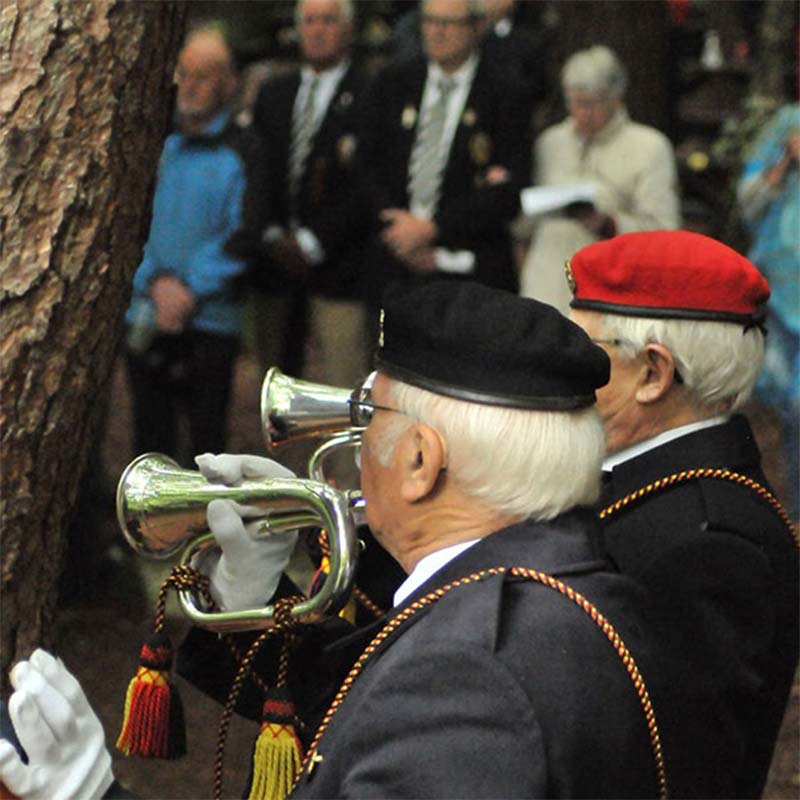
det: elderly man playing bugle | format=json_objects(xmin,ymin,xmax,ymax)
[{"xmin": 1, "ymin": 279, "xmax": 770, "ymax": 799}]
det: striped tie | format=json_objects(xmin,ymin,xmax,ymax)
[
  {"xmin": 407, "ymin": 77, "xmax": 455, "ymax": 215},
  {"xmin": 288, "ymin": 76, "xmax": 319, "ymax": 219}
]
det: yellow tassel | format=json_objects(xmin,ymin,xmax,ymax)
[{"xmin": 248, "ymin": 693, "xmax": 303, "ymax": 800}]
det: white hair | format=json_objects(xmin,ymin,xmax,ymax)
[
  {"xmin": 295, "ymin": 0, "xmax": 355, "ymax": 25},
  {"xmin": 375, "ymin": 379, "xmax": 606, "ymax": 520},
  {"xmin": 561, "ymin": 45, "xmax": 628, "ymax": 99},
  {"xmin": 598, "ymin": 313, "xmax": 765, "ymax": 414}
]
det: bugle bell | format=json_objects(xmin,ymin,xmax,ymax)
[
  {"xmin": 116, "ymin": 452, "xmax": 364, "ymax": 632},
  {"xmin": 261, "ymin": 366, "xmax": 365, "ymax": 481}
]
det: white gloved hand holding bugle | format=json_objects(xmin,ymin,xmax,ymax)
[{"xmin": 194, "ymin": 453, "xmax": 299, "ymax": 611}]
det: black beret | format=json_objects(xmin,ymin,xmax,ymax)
[{"xmin": 374, "ymin": 281, "xmax": 610, "ymax": 410}]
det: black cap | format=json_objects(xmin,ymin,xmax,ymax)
[{"xmin": 374, "ymin": 281, "xmax": 610, "ymax": 410}]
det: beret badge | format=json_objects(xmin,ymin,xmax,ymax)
[{"xmin": 564, "ymin": 259, "xmax": 577, "ymax": 294}]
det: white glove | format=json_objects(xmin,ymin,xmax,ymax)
[
  {"xmin": 194, "ymin": 453, "xmax": 299, "ymax": 611},
  {"xmin": 0, "ymin": 649, "xmax": 113, "ymax": 800}
]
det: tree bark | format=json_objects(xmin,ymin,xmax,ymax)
[{"xmin": 0, "ymin": 0, "xmax": 186, "ymax": 686}]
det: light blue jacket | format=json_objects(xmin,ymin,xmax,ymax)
[{"xmin": 127, "ymin": 109, "xmax": 247, "ymax": 336}]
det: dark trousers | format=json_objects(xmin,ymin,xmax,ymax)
[{"xmin": 125, "ymin": 329, "xmax": 239, "ymax": 466}]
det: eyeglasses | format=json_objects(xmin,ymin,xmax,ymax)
[{"xmin": 348, "ymin": 386, "xmax": 405, "ymax": 428}]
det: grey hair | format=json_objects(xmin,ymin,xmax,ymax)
[
  {"xmin": 561, "ymin": 45, "xmax": 628, "ymax": 99},
  {"xmin": 375, "ymin": 379, "xmax": 605, "ymax": 520},
  {"xmin": 295, "ymin": 0, "xmax": 355, "ymax": 25},
  {"xmin": 422, "ymin": 0, "xmax": 487, "ymax": 21},
  {"xmin": 598, "ymin": 313, "xmax": 765, "ymax": 414}
]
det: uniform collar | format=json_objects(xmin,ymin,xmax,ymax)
[
  {"xmin": 393, "ymin": 539, "xmax": 481, "ymax": 607},
  {"xmin": 603, "ymin": 415, "xmax": 729, "ymax": 471},
  {"xmin": 602, "ymin": 414, "xmax": 761, "ymax": 492},
  {"xmin": 395, "ymin": 511, "xmax": 607, "ymax": 611}
]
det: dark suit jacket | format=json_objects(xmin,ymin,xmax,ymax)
[
  {"xmin": 599, "ymin": 414, "xmax": 800, "ymax": 799},
  {"xmin": 248, "ymin": 63, "xmax": 369, "ymax": 298},
  {"xmin": 289, "ymin": 512, "xmax": 683, "ymax": 798},
  {"xmin": 357, "ymin": 56, "xmax": 531, "ymax": 306}
]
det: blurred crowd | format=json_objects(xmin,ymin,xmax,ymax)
[{"xmin": 122, "ymin": 0, "xmax": 797, "ymax": 509}]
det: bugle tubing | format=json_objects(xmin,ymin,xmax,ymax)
[{"xmin": 116, "ymin": 452, "xmax": 364, "ymax": 631}]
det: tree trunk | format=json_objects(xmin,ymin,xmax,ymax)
[{"xmin": 0, "ymin": 0, "xmax": 186, "ymax": 686}]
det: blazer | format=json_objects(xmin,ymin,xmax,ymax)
[
  {"xmin": 289, "ymin": 512, "xmax": 690, "ymax": 798},
  {"xmin": 599, "ymin": 414, "xmax": 800, "ymax": 799},
  {"xmin": 248, "ymin": 63, "xmax": 369, "ymax": 298},
  {"xmin": 356, "ymin": 55, "xmax": 531, "ymax": 306}
]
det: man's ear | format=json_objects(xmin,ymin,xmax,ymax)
[
  {"xmin": 399, "ymin": 424, "xmax": 446, "ymax": 503},
  {"xmin": 635, "ymin": 343, "xmax": 679, "ymax": 404}
]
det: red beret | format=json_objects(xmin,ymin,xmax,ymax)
[{"xmin": 568, "ymin": 231, "xmax": 770, "ymax": 324}]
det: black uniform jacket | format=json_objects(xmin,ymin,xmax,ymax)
[
  {"xmin": 599, "ymin": 414, "xmax": 800, "ymax": 799},
  {"xmin": 246, "ymin": 63, "xmax": 369, "ymax": 299},
  {"xmin": 356, "ymin": 56, "xmax": 531, "ymax": 306},
  {"xmin": 288, "ymin": 510, "xmax": 683, "ymax": 799}
]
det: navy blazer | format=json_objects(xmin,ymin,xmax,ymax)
[
  {"xmin": 249, "ymin": 63, "xmax": 369, "ymax": 298},
  {"xmin": 356, "ymin": 55, "xmax": 531, "ymax": 305},
  {"xmin": 291, "ymin": 512, "xmax": 674, "ymax": 798}
]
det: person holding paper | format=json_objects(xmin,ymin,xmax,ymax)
[{"xmin": 516, "ymin": 45, "xmax": 680, "ymax": 315}]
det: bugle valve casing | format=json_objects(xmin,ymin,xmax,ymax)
[{"xmin": 116, "ymin": 452, "xmax": 364, "ymax": 632}]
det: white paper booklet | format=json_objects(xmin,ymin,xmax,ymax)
[{"xmin": 520, "ymin": 183, "xmax": 597, "ymax": 217}]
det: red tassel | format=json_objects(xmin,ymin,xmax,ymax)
[{"xmin": 116, "ymin": 631, "xmax": 186, "ymax": 759}]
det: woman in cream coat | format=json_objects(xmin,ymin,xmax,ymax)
[{"xmin": 518, "ymin": 45, "xmax": 681, "ymax": 314}]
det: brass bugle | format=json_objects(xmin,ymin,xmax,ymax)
[
  {"xmin": 116, "ymin": 452, "xmax": 365, "ymax": 632},
  {"xmin": 260, "ymin": 366, "xmax": 365, "ymax": 481}
]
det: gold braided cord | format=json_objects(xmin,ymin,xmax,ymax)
[
  {"xmin": 295, "ymin": 567, "xmax": 668, "ymax": 800},
  {"xmin": 212, "ymin": 596, "xmax": 304, "ymax": 800},
  {"xmin": 599, "ymin": 468, "xmax": 800, "ymax": 550}
]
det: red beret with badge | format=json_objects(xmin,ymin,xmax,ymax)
[{"xmin": 567, "ymin": 230, "xmax": 770, "ymax": 325}]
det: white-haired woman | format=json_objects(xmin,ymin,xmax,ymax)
[{"xmin": 516, "ymin": 45, "xmax": 681, "ymax": 315}]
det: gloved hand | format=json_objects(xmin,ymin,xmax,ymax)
[
  {"xmin": 0, "ymin": 649, "xmax": 113, "ymax": 800},
  {"xmin": 194, "ymin": 453, "xmax": 299, "ymax": 611}
]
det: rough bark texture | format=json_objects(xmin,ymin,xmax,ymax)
[{"xmin": 0, "ymin": 0, "xmax": 186, "ymax": 685}]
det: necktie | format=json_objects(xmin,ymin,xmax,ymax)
[
  {"xmin": 288, "ymin": 76, "xmax": 319, "ymax": 218},
  {"xmin": 407, "ymin": 76, "xmax": 455, "ymax": 215}
]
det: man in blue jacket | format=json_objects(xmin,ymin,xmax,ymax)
[{"xmin": 124, "ymin": 25, "xmax": 250, "ymax": 464}]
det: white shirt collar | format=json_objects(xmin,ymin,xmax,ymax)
[
  {"xmin": 428, "ymin": 51, "xmax": 479, "ymax": 90},
  {"xmin": 603, "ymin": 415, "xmax": 730, "ymax": 471},
  {"xmin": 393, "ymin": 538, "xmax": 481, "ymax": 607},
  {"xmin": 300, "ymin": 58, "xmax": 349, "ymax": 88}
]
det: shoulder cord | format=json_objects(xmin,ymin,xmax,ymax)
[
  {"xmin": 599, "ymin": 468, "xmax": 800, "ymax": 550},
  {"xmin": 294, "ymin": 566, "xmax": 669, "ymax": 800}
]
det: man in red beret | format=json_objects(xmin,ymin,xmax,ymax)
[{"xmin": 568, "ymin": 229, "xmax": 799, "ymax": 799}]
